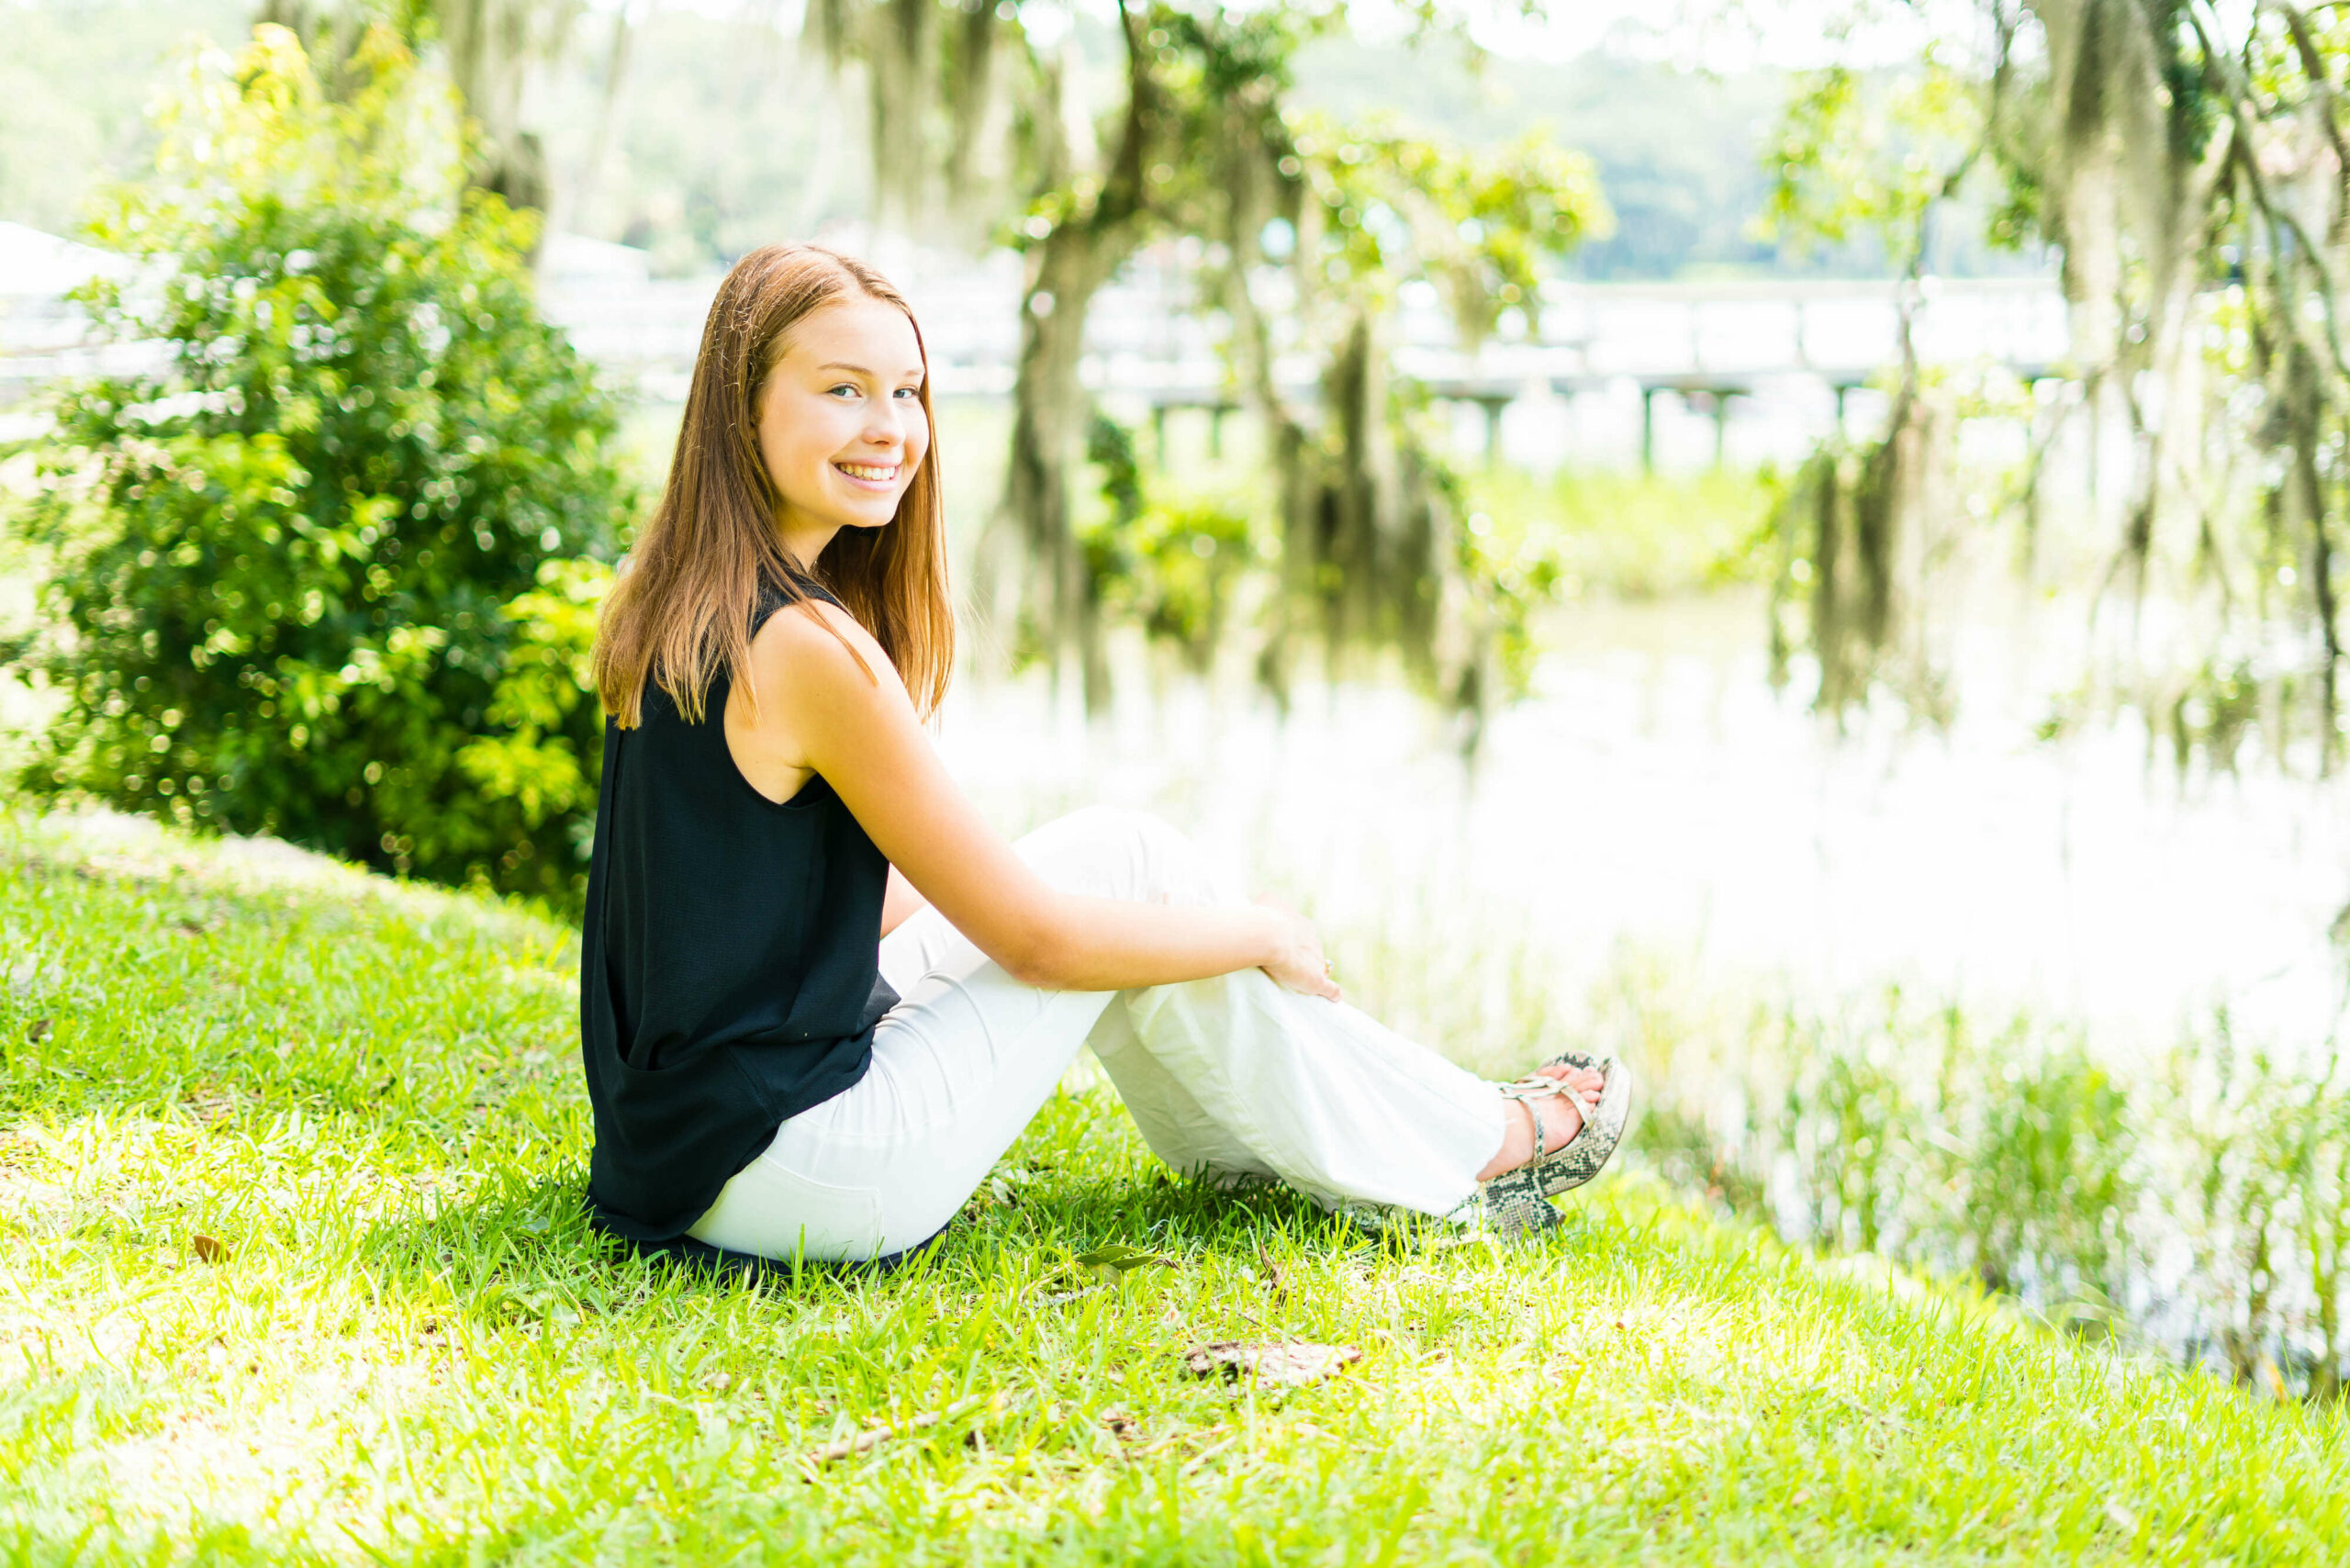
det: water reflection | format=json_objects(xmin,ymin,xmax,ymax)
[{"xmin": 942, "ymin": 591, "xmax": 2350, "ymax": 1058}]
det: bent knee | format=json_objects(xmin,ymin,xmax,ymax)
[
  {"xmin": 1028, "ymin": 804, "xmax": 1184, "ymax": 859},
  {"xmin": 1019, "ymin": 805, "xmax": 1220, "ymax": 903},
  {"xmin": 1053, "ymin": 803, "xmax": 1173, "ymax": 845}
]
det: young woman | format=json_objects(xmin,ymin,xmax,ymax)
[{"xmin": 580, "ymin": 242, "xmax": 1632, "ymax": 1266}]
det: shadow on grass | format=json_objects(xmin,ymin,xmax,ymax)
[{"xmin": 351, "ymin": 1160, "xmax": 1438, "ymax": 1333}]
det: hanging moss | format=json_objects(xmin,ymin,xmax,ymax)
[
  {"xmin": 1768, "ymin": 383, "xmax": 1953, "ymax": 722},
  {"xmin": 808, "ymin": 0, "xmax": 1020, "ymax": 237}
]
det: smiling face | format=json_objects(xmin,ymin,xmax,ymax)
[{"xmin": 755, "ymin": 294, "xmax": 931, "ymax": 568}]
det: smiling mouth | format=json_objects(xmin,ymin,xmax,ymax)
[{"xmin": 834, "ymin": 460, "xmax": 899, "ymax": 485}]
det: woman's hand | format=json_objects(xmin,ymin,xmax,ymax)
[{"xmin": 1254, "ymin": 894, "xmax": 1341, "ymax": 1002}]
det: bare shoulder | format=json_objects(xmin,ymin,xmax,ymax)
[{"xmin": 746, "ymin": 593, "xmax": 909, "ymax": 705}]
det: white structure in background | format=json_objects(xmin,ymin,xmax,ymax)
[
  {"xmin": 5, "ymin": 220, "xmax": 2070, "ymax": 472},
  {"xmin": 0, "ymin": 221, "xmax": 141, "ymax": 441},
  {"xmin": 540, "ymin": 231, "xmax": 2069, "ymax": 474},
  {"xmin": 537, "ymin": 230, "xmax": 1031, "ymax": 405}
]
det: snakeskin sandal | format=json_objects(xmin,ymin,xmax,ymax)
[{"xmin": 1471, "ymin": 1050, "xmax": 1636, "ymax": 1238}]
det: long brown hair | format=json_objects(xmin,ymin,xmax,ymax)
[{"xmin": 592, "ymin": 243, "xmax": 954, "ymax": 728}]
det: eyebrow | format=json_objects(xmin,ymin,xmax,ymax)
[{"xmin": 817, "ymin": 361, "xmax": 923, "ymax": 378}]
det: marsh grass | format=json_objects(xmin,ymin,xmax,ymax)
[
  {"xmin": 5, "ymin": 807, "xmax": 2350, "ymax": 1563},
  {"xmin": 1621, "ymin": 967, "xmax": 2350, "ymax": 1401}
]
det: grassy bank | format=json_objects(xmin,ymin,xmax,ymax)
[
  {"xmin": 3, "ymin": 809, "xmax": 2346, "ymax": 1564},
  {"xmin": 1606, "ymin": 962, "xmax": 2350, "ymax": 1398}
]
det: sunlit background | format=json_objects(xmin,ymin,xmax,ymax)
[{"xmin": 8, "ymin": 0, "xmax": 2350, "ymax": 1390}]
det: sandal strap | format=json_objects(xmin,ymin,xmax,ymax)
[
  {"xmin": 1500, "ymin": 1071, "xmax": 1598, "ymax": 1142},
  {"xmin": 1475, "ymin": 1054, "xmax": 1635, "ymax": 1228}
]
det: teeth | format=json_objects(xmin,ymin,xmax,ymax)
[{"xmin": 836, "ymin": 462, "xmax": 897, "ymax": 481}]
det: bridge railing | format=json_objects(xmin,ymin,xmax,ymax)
[{"xmin": 6, "ymin": 220, "xmax": 2071, "ymax": 467}]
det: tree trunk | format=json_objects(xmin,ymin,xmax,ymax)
[
  {"xmin": 255, "ymin": 0, "xmax": 559, "ymax": 218},
  {"xmin": 253, "ymin": 0, "xmax": 368, "ymax": 95},
  {"xmin": 548, "ymin": 0, "xmax": 637, "ymax": 244},
  {"xmin": 976, "ymin": 228, "xmax": 1132, "ymax": 683},
  {"xmin": 438, "ymin": 0, "xmax": 556, "ymax": 216},
  {"xmin": 971, "ymin": 0, "xmax": 1159, "ymax": 687}
]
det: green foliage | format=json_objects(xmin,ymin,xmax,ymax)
[
  {"xmin": 1758, "ymin": 57, "xmax": 1984, "ymax": 264},
  {"xmin": 2154, "ymin": 1021, "xmax": 2350, "ymax": 1394},
  {"xmin": 8, "ymin": 27, "xmax": 630, "ymax": 908},
  {"xmin": 1427, "ymin": 461, "xmax": 1565, "ymax": 700},
  {"xmin": 1287, "ymin": 109, "xmax": 1612, "ymax": 340},
  {"xmin": 1080, "ymin": 413, "xmax": 1259, "ymax": 672},
  {"xmin": 1238, "ymin": 112, "xmax": 1611, "ymax": 724}
]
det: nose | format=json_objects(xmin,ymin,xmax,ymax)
[{"xmin": 859, "ymin": 398, "xmax": 904, "ymax": 451}]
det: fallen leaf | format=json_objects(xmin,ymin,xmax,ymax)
[
  {"xmin": 1058, "ymin": 1244, "xmax": 1178, "ymax": 1288},
  {"xmin": 1030, "ymin": 1284, "xmax": 1102, "ymax": 1306},
  {"xmin": 1181, "ymin": 1340, "xmax": 1362, "ymax": 1387},
  {"xmin": 190, "ymin": 1234, "xmax": 229, "ymax": 1264},
  {"xmin": 183, "ymin": 1086, "xmax": 240, "ymax": 1127},
  {"xmin": 800, "ymin": 1395, "xmax": 983, "ymax": 1469},
  {"xmin": 804, "ymin": 1415, "xmax": 931, "ymax": 1466},
  {"xmin": 25, "ymin": 1018, "xmax": 50, "ymax": 1044},
  {"xmin": 1074, "ymin": 1244, "xmax": 1173, "ymax": 1271},
  {"xmin": 504, "ymin": 1287, "xmax": 581, "ymax": 1326}
]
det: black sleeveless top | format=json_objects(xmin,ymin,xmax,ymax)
[{"xmin": 577, "ymin": 584, "xmax": 896, "ymax": 1241}]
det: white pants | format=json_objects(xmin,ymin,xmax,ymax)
[{"xmin": 687, "ymin": 807, "xmax": 1510, "ymax": 1262}]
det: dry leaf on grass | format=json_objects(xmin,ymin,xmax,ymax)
[
  {"xmin": 802, "ymin": 1408, "xmax": 951, "ymax": 1467},
  {"xmin": 1182, "ymin": 1340, "xmax": 1362, "ymax": 1386},
  {"xmin": 190, "ymin": 1234, "xmax": 229, "ymax": 1264},
  {"xmin": 799, "ymin": 1394, "xmax": 990, "ymax": 1472}
]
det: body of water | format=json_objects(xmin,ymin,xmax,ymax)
[{"xmin": 941, "ymin": 591, "xmax": 2350, "ymax": 1060}]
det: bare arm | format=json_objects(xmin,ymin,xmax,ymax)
[
  {"xmin": 879, "ymin": 864, "xmax": 927, "ymax": 938},
  {"xmin": 744, "ymin": 604, "xmax": 1338, "ymax": 998}
]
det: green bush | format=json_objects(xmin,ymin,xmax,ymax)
[
  {"xmin": 1079, "ymin": 412, "xmax": 1261, "ymax": 674},
  {"xmin": 8, "ymin": 27, "xmax": 629, "ymax": 908}
]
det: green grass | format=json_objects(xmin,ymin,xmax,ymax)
[
  {"xmin": 3, "ymin": 809, "xmax": 2346, "ymax": 1564},
  {"xmin": 1458, "ymin": 467, "xmax": 1778, "ymax": 601}
]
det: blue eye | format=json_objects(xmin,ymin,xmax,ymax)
[
  {"xmin": 828, "ymin": 384, "xmax": 859, "ymax": 398},
  {"xmin": 894, "ymin": 386, "xmax": 922, "ymax": 400}
]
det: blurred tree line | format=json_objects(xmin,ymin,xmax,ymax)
[{"xmin": 1, "ymin": 0, "xmax": 2002, "ymax": 277}]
